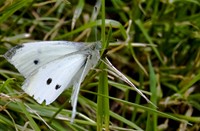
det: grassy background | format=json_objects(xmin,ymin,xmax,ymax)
[{"xmin": 0, "ymin": 0, "xmax": 200, "ymax": 130}]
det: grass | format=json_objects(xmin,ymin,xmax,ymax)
[{"xmin": 0, "ymin": 0, "xmax": 200, "ymax": 130}]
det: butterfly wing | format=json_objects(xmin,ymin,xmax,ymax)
[
  {"xmin": 70, "ymin": 43, "xmax": 101, "ymax": 122},
  {"xmin": 4, "ymin": 41, "xmax": 85, "ymax": 78},
  {"xmin": 4, "ymin": 41, "xmax": 101, "ymax": 121},
  {"xmin": 22, "ymin": 53, "xmax": 86, "ymax": 105}
]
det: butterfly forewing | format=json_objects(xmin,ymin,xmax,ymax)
[
  {"xmin": 23, "ymin": 53, "xmax": 86, "ymax": 104},
  {"xmin": 4, "ymin": 41, "xmax": 85, "ymax": 78}
]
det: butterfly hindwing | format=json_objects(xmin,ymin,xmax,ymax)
[{"xmin": 69, "ymin": 46, "xmax": 101, "ymax": 122}]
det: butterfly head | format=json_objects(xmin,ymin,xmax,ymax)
[{"xmin": 94, "ymin": 41, "xmax": 102, "ymax": 50}]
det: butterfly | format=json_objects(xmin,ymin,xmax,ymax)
[{"xmin": 4, "ymin": 41, "xmax": 101, "ymax": 122}]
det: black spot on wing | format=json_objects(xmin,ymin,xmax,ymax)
[
  {"xmin": 33, "ymin": 59, "xmax": 39, "ymax": 65},
  {"xmin": 46, "ymin": 78, "xmax": 52, "ymax": 85},
  {"xmin": 33, "ymin": 59, "xmax": 40, "ymax": 65},
  {"xmin": 4, "ymin": 44, "xmax": 24, "ymax": 59},
  {"xmin": 55, "ymin": 84, "xmax": 61, "ymax": 90}
]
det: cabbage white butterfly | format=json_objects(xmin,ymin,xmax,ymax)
[{"xmin": 4, "ymin": 41, "xmax": 101, "ymax": 122}]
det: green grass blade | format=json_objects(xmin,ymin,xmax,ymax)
[
  {"xmin": 135, "ymin": 19, "xmax": 164, "ymax": 64},
  {"xmin": 146, "ymin": 56, "xmax": 158, "ymax": 131},
  {"xmin": 17, "ymin": 102, "xmax": 41, "ymax": 131},
  {"xmin": 0, "ymin": 0, "xmax": 33, "ymax": 24}
]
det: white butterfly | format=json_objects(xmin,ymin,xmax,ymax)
[{"xmin": 4, "ymin": 41, "xmax": 101, "ymax": 122}]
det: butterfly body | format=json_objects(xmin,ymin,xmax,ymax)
[{"xmin": 4, "ymin": 41, "xmax": 101, "ymax": 122}]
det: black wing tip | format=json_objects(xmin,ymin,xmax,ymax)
[{"xmin": 4, "ymin": 44, "xmax": 24, "ymax": 59}]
